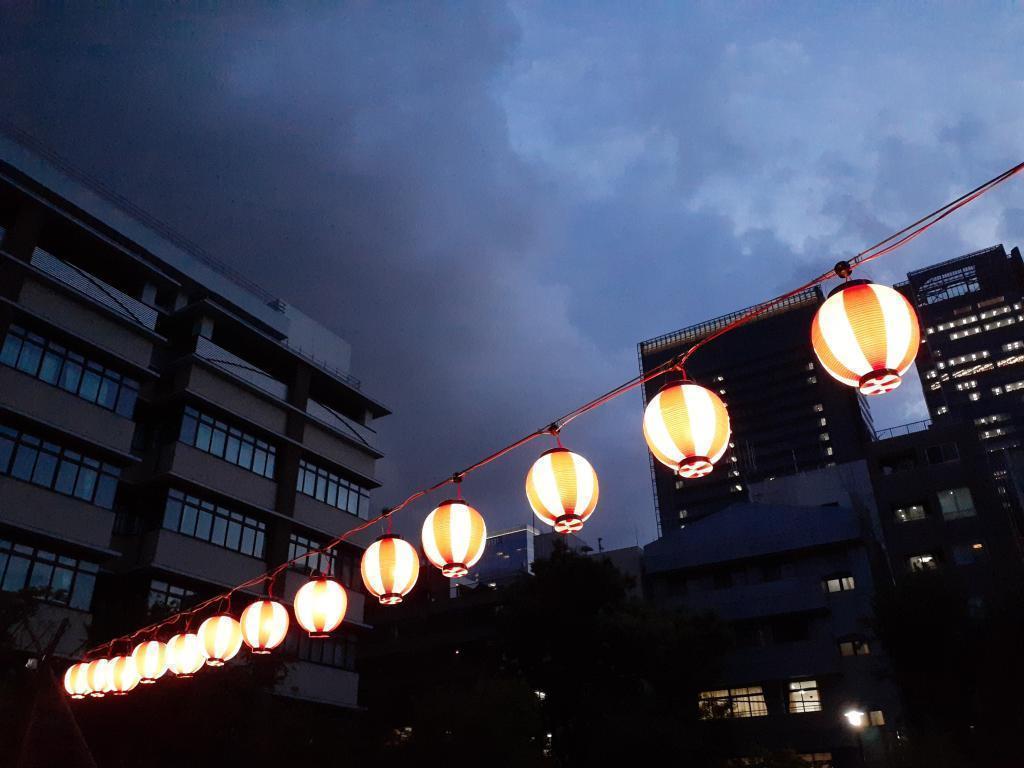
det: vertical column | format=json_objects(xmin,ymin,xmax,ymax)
[
  {"xmin": 0, "ymin": 200, "xmax": 44, "ymax": 303},
  {"xmin": 266, "ymin": 363, "xmax": 313, "ymax": 568}
]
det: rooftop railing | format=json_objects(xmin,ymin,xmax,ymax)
[{"xmin": 873, "ymin": 418, "xmax": 932, "ymax": 441}]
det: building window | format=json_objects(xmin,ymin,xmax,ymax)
[
  {"xmin": 179, "ymin": 407, "xmax": 276, "ymax": 479},
  {"xmin": 698, "ymin": 686, "xmax": 768, "ymax": 719},
  {"xmin": 288, "ymin": 533, "xmax": 356, "ymax": 587},
  {"xmin": 938, "ymin": 487, "xmax": 975, "ymax": 520},
  {"xmin": 909, "ymin": 554, "xmax": 938, "ymax": 571},
  {"xmin": 813, "ymin": 403, "xmax": 824, "ymax": 413},
  {"xmin": 952, "ymin": 542, "xmax": 985, "ymax": 566},
  {"xmin": 869, "ymin": 710, "xmax": 886, "ymax": 726},
  {"xmin": 894, "ymin": 503, "xmax": 926, "ymax": 523},
  {"xmin": 147, "ymin": 579, "xmax": 195, "ymax": 612},
  {"xmin": 799, "ymin": 754, "xmax": 834, "ymax": 768},
  {"xmin": 296, "ymin": 459, "xmax": 371, "ymax": 519},
  {"xmin": 926, "ymin": 443, "xmax": 959, "ymax": 464},
  {"xmin": 788, "ymin": 680, "xmax": 822, "ymax": 713},
  {"xmin": 162, "ymin": 488, "xmax": 266, "ymax": 558},
  {"xmin": 284, "ymin": 629, "xmax": 357, "ymax": 671},
  {"xmin": 0, "ymin": 538, "xmax": 98, "ymax": 610},
  {"xmin": 0, "ymin": 325, "xmax": 139, "ymax": 418},
  {"xmin": 839, "ymin": 638, "xmax": 871, "ymax": 657},
  {"xmin": 0, "ymin": 425, "xmax": 120, "ymax": 509},
  {"xmin": 823, "ymin": 574, "xmax": 855, "ymax": 593}
]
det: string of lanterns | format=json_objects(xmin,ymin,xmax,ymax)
[{"xmin": 62, "ymin": 161, "xmax": 1024, "ymax": 699}]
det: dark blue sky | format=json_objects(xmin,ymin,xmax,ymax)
[{"xmin": 2, "ymin": 4, "xmax": 1022, "ymax": 547}]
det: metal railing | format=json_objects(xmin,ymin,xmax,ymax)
[
  {"xmin": 195, "ymin": 337, "xmax": 289, "ymax": 399},
  {"xmin": 873, "ymin": 418, "xmax": 932, "ymax": 441}
]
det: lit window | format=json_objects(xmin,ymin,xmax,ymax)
[
  {"xmin": 813, "ymin": 404, "xmax": 824, "ymax": 413},
  {"xmin": 969, "ymin": 392, "xmax": 980, "ymax": 401},
  {"xmin": 909, "ymin": 554, "xmax": 938, "ymax": 571},
  {"xmin": 699, "ymin": 687, "xmax": 768, "ymax": 719},
  {"xmin": 894, "ymin": 504, "xmax": 926, "ymax": 522},
  {"xmin": 819, "ymin": 417, "xmax": 827, "ymax": 427},
  {"xmin": 825, "ymin": 446, "xmax": 833, "ymax": 456},
  {"xmin": 824, "ymin": 575, "xmax": 855, "ymax": 593},
  {"xmin": 806, "ymin": 362, "xmax": 815, "ymax": 371},
  {"xmin": 937, "ymin": 405, "xmax": 949, "ymax": 415},
  {"xmin": 938, "ymin": 487, "xmax": 975, "ymax": 519},
  {"xmin": 952, "ymin": 542, "xmax": 985, "ymax": 566},
  {"xmin": 819, "ymin": 433, "xmax": 830, "ymax": 442},
  {"xmin": 807, "ymin": 376, "xmax": 817, "ymax": 384},
  {"xmin": 788, "ymin": 680, "xmax": 821, "ymax": 713},
  {"xmin": 799, "ymin": 754, "xmax": 834, "ymax": 768},
  {"xmin": 678, "ymin": 509, "xmax": 688, "ymax": 520},
  {"xmin": 733, "ymin": 484, "xmax": 743, "ymax": 492},
  {"xmin": 839, "ymin": 638, "xmax": 871, "ymax": 657},
  {"xmin": 869, "ymin": 710, "xmax": 885, "ymax": 726}
]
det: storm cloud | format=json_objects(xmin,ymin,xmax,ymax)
[{"xmin": 2, "ymin": 3, "xmax": 1023, "ymax": 546}]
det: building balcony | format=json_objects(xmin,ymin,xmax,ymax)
[
  {"xmin": 0, "ymin": 476, "xmax": 115, "ymax": 552},
  {"xmin": 303, "ymin": 420, "xmax": 380, "ymax": 478},
  {"xmin": 292, "ymin": 493, "xmax": 376, "ymax": 548},
  {"xmin": 0, "ymin": 366, "xmax": 135, "ymax": 454},
  {"xmin": 674, "ymin": 578, "xmax": 829, "ymax": 621},
  {"xmin": 162, "ymin": 442, "xmax": 277, "ymax": 511},
  {"xmin": 719, "ymin": 638, "xmax": 842, "ymax": 685},
  {"xmin": 184, "ymin": 363, "xmax": 289, "ymax": 436},
  {"xmin": 276, "ymin": 662, "xmax": 358, "ymax": 708},
  {"xmin": 17, "ymin": 274, "xmax": 156, "ymax": 368},
  {"xmin": 139, "ymin": 527, "xmax": 266, "ymax": 587}
]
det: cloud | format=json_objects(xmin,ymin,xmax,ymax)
[{"xmin": 2, "ymin": 3, "xmax": 1023, "ymax": 548}]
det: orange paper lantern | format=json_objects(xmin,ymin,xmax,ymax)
[
  {"xmin": 197, "ymin": 615, "xmax": 243, "ymax": 666},
  {"xmin": 525, "ymin": 447, "xmax": 599, "ymax": 533},
  {"xmin": 422, "ymin": 500, "xmax": 487, "ymax": 578},
  {"xmin": 643, "ymin": 382, "xmax": 731, "ymax": 478},
  {"xmin": 361, "ymin": 534, "xmax": 420, "ymax": 605},
  {"xmin": 293, "ymin": 578, "xmax": 348, "ymax": 637},
  {"xmin": 240, "ymin": 599, "xmax": 290, "ymax": 654}
]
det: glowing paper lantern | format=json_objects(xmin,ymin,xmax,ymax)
[
  {"xmin": 361, "ymin": 534, "xmax": 420, "ymax": 605},
  {"xmin": 166, "ymin": 633, "xmax": 205, "ymax": 677},
  {"xmin": 197, "ymin": 615, "xmax": 243, "ymax": 666},
  {"xmin": 293, "ymin": 578, "xmax": 348, "ymax": 637},
  {"xmin": 422, "ymin": 500, "xmax": 487, "ymax": 578},
  {"xmin": 86, "ymin": 658, "xmax": 112, "ymax": 698},
  {"xmin": 240, "ymin": 599, "xmax": 290, "ymax": 654},
  {"xmin": 131, "ymin": 640, "xmax": 168, "ymax": 684},
  {"xmin": 108, "ymin": 654, "xmax": 141, "ymax": 695},
  {"xmin": 64, "ymin": 662, "xmax": 92, "ymax": 699},
  {"xmin": 525, "ymin": 447, "xmax": 599, "ymax": 533},
  {"xmin": 643, "ymin": 382, "xmax": 731, "ymax": 478},
  {"xmin": 811, "ymin": 280, "xmax": 921, "ymax": 395}
]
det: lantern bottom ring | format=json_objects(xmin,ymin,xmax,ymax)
[
  {"xmin": 307, "ymin": 632, "xmax": 331, "ymax": 639},
  {"xmin": 553, "ymin": 514, "xmax": 584, "ymax": 534},
  {"xmin": 205, "ymin": 659, "xmax": 226, "ymax": 667},
  {"xmin": 441, "ymin": 563, "xmax": 469, "ymax": 578},
  {"xmin": 70, "ymin": 693, "xmax": 86, "ymax": 700},
  {"xmin": 88, "ymin": 692, "xmax": 105, "ymax": 698},
  {"xmin": 174, "ymin": 673, "xmax": 195, "ymax": 679},
  {"xmin": 378, "ymin": 593, "xmax": 404, "ymax": 606},
  {"xmin": 858, "ymin": 368, "xmax": 902, "ymax": 396},
  {"xmin": 677, "ymin": 456, "xmax": 713, "ymax": 479},
  {"xmin": 139, "ymin": 679, "xmax": 157, "ymax": 685},
  {"xmin": 250, "ymin": 649, "xmax": 272, "ymax": 655},
  {"xmin": 112, "ymin": 691, "xmax": 129, "ymax": 697}
]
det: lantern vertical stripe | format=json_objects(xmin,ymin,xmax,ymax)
[
  {"xmin": 422, "ymin": 501, "xmax": 487, "ymax": 576},
  {"xmin": 363, "ymin": 540, "xmax": 388, "ymax": 596},
  {"xmin": 643, "ymin": 390, "xmax": 686, "ymax": 468},
  {"xmin": 388, "ymin": 537, "xmax": 419, "ymax": 592},
  {"xmin": 569, "ymin": 452, "xmax": 597, "ymax": 514},
  {"xmin": 550, "ymin": 450, "xmax": 578, "ymax": 513},
  {"xmin": 876, "ymin": 286, "xmax": 919, "ymax": 371},
  {"xmin": 811, "ymin": 300, "xmax": 865, "ymax": 385},
  {"xmin": 841, "ymin": 284, "xmax": 888, "ymax": 369},
  {"xmin": 361, "ymin": 535, "xmax": 419, "ymax": 604}
]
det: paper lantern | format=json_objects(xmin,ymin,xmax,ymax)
[
  {"xmin": 422, "ymin": 500, "xmax": 487, "ymax": 578},
  {"xmin": 166, "ymin": 633, "xmax": 205, "ymax": 677},
  {"xmin": 131, "ymin": 640, "xmax": 168, "ymax": 684},
  {"xmin": 108, "ymin": 654, "xmax": 141, "ymax": 695},
  {"xmin": 64, "ymin": 662, "xmax": 92, "ymax": 699},
  {"xmin": 240, "ymin": 599, "xmax": 290, "ymax": 653},
  {"xmin": 197, "ymin": 615, "xmax": 243, "ymax": 666},
  {"xmin": 525, "ymin": 447, "xmax": 599, "ymax": 533},
  {"xmin": 643, "ymin": 382, "xmax": 731, "ymax": 478},
  {"xmin": 811, "ymin": 280, "xmax": 921, "ymax": 395},
  {"xmin": 293, "ymin": 578, "xmax": 348, "ymax": 638},
  {"xmin": 86, "ymin": 658, "xmax": 112, "ymax": 698},
  {"xmin": 361, "ymin": 534, "xmax": 420, "ymax": 605}
]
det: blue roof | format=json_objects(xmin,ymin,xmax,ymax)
[{"xmin": 644, "ymin": 502, "xmax": 862, "ymax": 573}]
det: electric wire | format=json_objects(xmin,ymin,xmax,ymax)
[{"xmin": 80, "ymin": 158, "xmax": 1024, "ymax": 660}]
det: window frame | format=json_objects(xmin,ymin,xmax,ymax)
[
  {"xmin": 162, "ymin": 488, "xmax": 266, "ymax": 558},
  {"xmin": 179, "ymin": 407, "xmax": 276, "ymax": 480}
]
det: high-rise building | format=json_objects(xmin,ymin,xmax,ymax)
[
  {"xmin": 639, "ymin": 289, "xmax": 873, "ymax": 535},
  {"xmin": 0, "ymin": 130, "xmax": 388, "ymax": 708}
]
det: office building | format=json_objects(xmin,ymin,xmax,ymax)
[
  {"xmin": 639, "ymin": 289, "xmax": 873, "ymax": 535},
  {"xmin": 0, "ymin": 129, "xmax": 388, "ymax": 708},
  {"xmin": 644, "ymin": 502, "xmax": 900, "ymax": 767}
]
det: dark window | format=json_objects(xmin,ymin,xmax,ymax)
[
  {"xmin": 938, "ymin": 487, "xmax": 975, "ymax": 520},
  {"xmin": 162, "ymin": 489, "xmax": 265, "ymax": 558},
  {"xmin": 0, "ymin": 425, "xmax": 120, "ymax": 509},
  {"xmin": 839, "ymin": 637, "xmax": 871, "ymax": 657},
  {"xmin": 0, "ymin": 326, "xmax": 139, "ymax": 417},
  {"xmin": 147, "ymin": 579, "xmax": 196, "ymax": 612},
  {"xmin": 284, "ymin": 629, "xmax": 357, "ymax": 671},
  {"xmin": 179, "ymin": 407, "xmax": 276, "ymax": 479},
  {"xmin": 926, "ymin": 443, "xmax": 959, "ymax": 465},
  {"xmin": 296, "ymin": 459, "xmax": 371, "ymax": 519},
  {"xmin": 713, "ymin": 570, "xmax": 734, "ymax": 590},
  {"xmin": 760, "ymin": 562, "xmax": 782, "ymax": 582},
  {"xmin": 0, "ymin": 538, "xmax": 98, "ymax": 610}
]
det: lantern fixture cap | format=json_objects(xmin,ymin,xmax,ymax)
[
  {"xmin": 834, "ymin": 260, "xmax": 853, "ymax": 279},
  {"xmin": 827, "ymin": 278, "xmax": 872, "ymax": 297},
  {"xmin": 539, "ymin": 446, "xmax": 571, "ymax": 457}
]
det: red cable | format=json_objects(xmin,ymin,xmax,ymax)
[{"xmin": 80, "ymin": 159, "xmax": 1024, "ymax": 660}]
